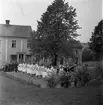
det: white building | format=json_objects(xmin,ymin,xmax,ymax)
[{"xmin": 0, "ymin": 20, "xmax": 32, "ymax": 68}]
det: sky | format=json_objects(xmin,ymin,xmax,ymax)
[{"xmin": 0, "ymin": 0, "xmax": 102, "ymax": 42}]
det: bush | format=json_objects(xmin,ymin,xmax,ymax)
[
  {"xmin": 86, "ymin": 62, "xmax": 103, "ymax": 79},
  {"xmin": 74, "ymin": 64, "xmax": 91, "ymax": 86},
  {"xmin": 45, "ymin": 71, "xmax": 71, "ymax": 88},
  {"xmin": 95, "ymin": 63, "xmax": 103, "ymax": 78},
  {"xmin": 45, "ymin": 64, "xmax": 93, "ymax": 88},
  {"xmin": 82, "ymin": 47, "xmax": 95, "ymax": 62},
  {"xmin": 75, "ymin": 70, "xmax": 91, "ymax": 86},
  {"xmin": 45, "ymin": 73, "xmax": 59, "ymax": 88},
  {"xmin": 59, "ymin": 73, "xmax": 71, "ymax": 88}
]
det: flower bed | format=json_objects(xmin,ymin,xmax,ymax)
[
  {"xmin": 2, "ymin": 61, "xmax": 100, "ymax": 88},
  {"xmin": 17, "ymin": 63, "xmax": 94, "ymax": 88}
]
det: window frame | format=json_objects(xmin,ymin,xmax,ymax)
[
  {"xmin": 12, "ymin": 40, "xmax": 16, "ymax": 48},
  {"xmin": 27, "ymin": 40, "xmax": 30, "ymax": 48}
]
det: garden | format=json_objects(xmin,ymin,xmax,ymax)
[{"xmin": 2, "ymin": 61, "xmax": 102, "ymax": 88}]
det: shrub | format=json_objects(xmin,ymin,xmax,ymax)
[
  {"xmin": 59, "ymin": 73, "xmax": 71, "ymax": 88},
  {"xmin": 45, "ymin": 64, "xmax": 93, "ymax": 88},
  {"xmin": 86, "ymin": 62, "xmax": 103, "ymax": 79},
  {"xmin": 74, "ymin": 64, "xmax": 91, "ymax": 86},
  {"xmin": 45, "ymin": 71, "xmax": 71, "ymax": 88},
  {"xmin": 82, "ymin": 47, "xmax": 95, "ymax": 62},
  {"xmin": 76, "ymin": 70, "xmax": 91, "ymax": 86},
  {"xmin": 75, "ymin": 65, "xmax": 82, "ymax": 72},
  {"xmin": 45, "ymin": 73, "xmax": 59, "ymax": 88},
  {"xmin": 95, "ymin": 63, "xmax": 103, "ymax": 78}
]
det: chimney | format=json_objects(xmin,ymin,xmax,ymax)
[{"xmin": 5, "ymin": 20, "xmax": 10, "ymax": 25}]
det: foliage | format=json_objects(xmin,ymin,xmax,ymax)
[
  {"xmin": 45, "ymin": 71, "xmax": 71, "ymax": 88},
  {"xmin": 89, "ymin": 19, "xmax": 103, "ymax": 60},
  {"xmin": 78, "ymin": 61, "xmax": 103, "ymax": 80},
  {"xmin": 29, "ymin": 0, "xmax": 81, "ymax": 66},
  {"xmin": 75, "ymin": 70, "xmax": 91, "ymax": 86},
  {"xmin": 59, "ymin": 73, "xmax": 71, "ymax": 88},
  {"xmin": 45, "ymin": 73, "xmax": 59, "ymax": 88},
  {"xmin": 45, "ymin": 64, "xmax": 91, "ymax": 88},
  {"xmin": 95, "ymin": 63, "xmax": 103, "ymax": 78},
  {"xmin": 46, "ymin": 63, "xmax": 92, "ymax": 88},
  {"xmin": 47, "ymin": 62, "xmax": 102, "ymax": 88},
  {"xmin": 37, "ymin": 0, "xmax": 80, "ymax": 39},
  {"xmin": 82, "ymin": 47, "xmax": 95, "ymax": 62},
  {"xmin": 74, "ymin": 64, "xmax": 91, "ymax": 86}
]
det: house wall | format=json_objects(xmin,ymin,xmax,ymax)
[
  {"xmin": 0, "ymin": 37, "xmax": 31, "ymax": 68},
  {"xmin": 7, "ymin": 37, "xmax": 30, "ymax": 53},
  {"xmin": 0, "ymin": 37, "xmax": 6, "ymax": 68}
]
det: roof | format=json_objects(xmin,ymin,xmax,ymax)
[{"xmin": 0, "ymin": 24, "xmax": 32, "ymax": 38}]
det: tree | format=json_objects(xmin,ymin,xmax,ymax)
[
  {"xmin": 82, "ymin": 47, "xmax": 95, "ymax": 62},
  {"xmin": 89, "ymin": 20, "xmax": 103, "ymax": 60},
  {"xmin": 29, "ymin": 0, "xmax": 80, "ymax": 66}
]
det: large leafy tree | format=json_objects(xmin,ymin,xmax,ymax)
[
  {"xmin": 89, "ymin": 19, "xmax": 103, "ymax": 60},
  {"xmin": 29, "ymin": 0, "xmax": 80, "ymax": 66}
]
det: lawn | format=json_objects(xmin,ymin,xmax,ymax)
[
  {"xmin": 14, "ymin": 80, "xmax": 103, "ymax": 105},
  {"xmin": 1, "ymin": 79, "xmax": 102, "ymax": 105},
  {"xmin": 0, "ymin": 61, "xmax": 102, "ymax": 105},
  {"xmin": 0, "ymin": 71, "xmax": 102, "ymax": 105},
  {"xmin": 30, "ymin": 83, "xmax": 102, "ymax": 105}
]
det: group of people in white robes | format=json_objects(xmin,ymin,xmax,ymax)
[{"xmin": 18, "ymin": 63, "xmax": 58, "ymax": 78}]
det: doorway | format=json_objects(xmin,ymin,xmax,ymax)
[
  {"xmin": 10, "ymin": 55, "xmax": 17, "ymax": 63},
  {"xmin": 19, "ymin": 54, "xmax": 24, "ymax": 63}
]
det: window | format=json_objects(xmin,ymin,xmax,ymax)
[
  {"xmin": 12, "ymin": 40, "xmax": 16, "ymax": 48},
  {"xmin": 27, "ymin": 40, "xmax": 30, "ymax": 48}
]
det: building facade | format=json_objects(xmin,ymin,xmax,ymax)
[{"xmin": 0, "ymin": 20, "xmax": 32, "ymax": 68}]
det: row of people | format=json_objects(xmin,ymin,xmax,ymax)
[
  {"xmin": 3, "ymin": 63, "xmax": 18, "ymax": 72},
  {"xmin": 18, "ymin": 63, "xmax": 57, "ymax": 78},
  {"xmin": 17, "ymin": 63, "xmax": 77, "ymax": 78}
]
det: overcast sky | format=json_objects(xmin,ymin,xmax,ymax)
[{"xmin": 0, "ymin": 0, "xmax": 102, "ymax": 42}]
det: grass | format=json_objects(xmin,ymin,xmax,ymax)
[
  {"xmin": 0, "ymin": 61, "xmax": 102, "ymax": 105},
  {"xmin": 10, "ymin": 80, "xmax": 103, "ymax": 105},
  {"xmin": 0, "ymin": 71, "xmax": 40, "ymax": 87}
]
